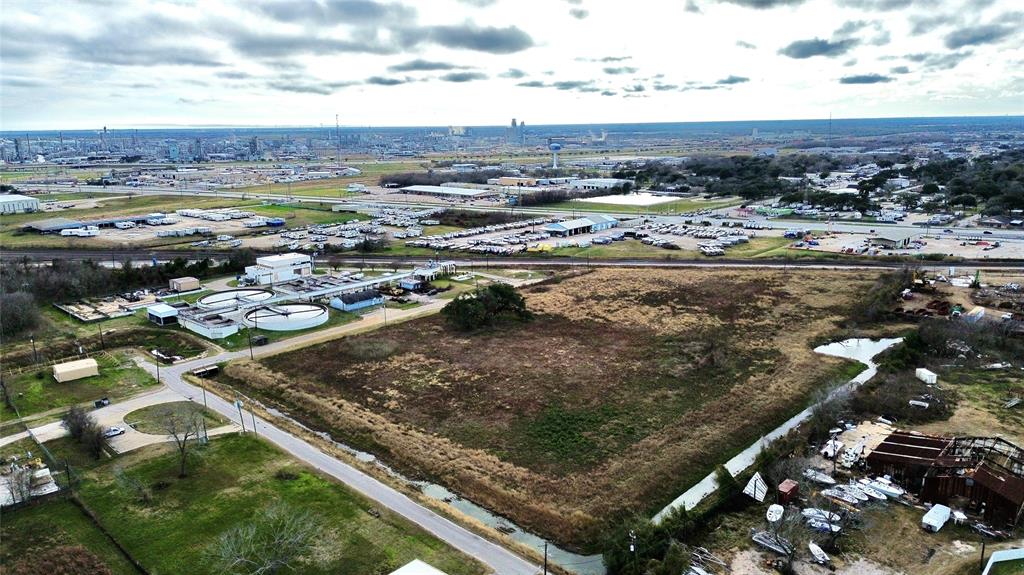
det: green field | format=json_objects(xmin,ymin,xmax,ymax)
[
  {"xmin": 249, "ymin": 203, "xmax": 369, "ymax": 227},
  {"xmin": 1, "ymin": 350, "xmax": 157, "ymax": 418},
  {"xmin": 0, "ymin": 499, "xmax": 139, "ymax": 575},
  {"xmin": 76, "ymin": 434, "xmax": 486, "ymax": 575},
  {"xmin": 124, "ymin": 401, "xmax": 229, "ymax": 434}
]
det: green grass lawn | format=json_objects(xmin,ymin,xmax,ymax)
[
  {"xmin": 989, "ymin": 559, "xmax": 1024, "ymax": 575},
  {"xmin": 249, "ymin": 204, "xmax": 369, "ymax": 227},
  {"xmin": 215, "ymin": 308, "xmax": 360, "ymax": 351},
  {"xmin": 0, "ymin": 499, "xmax": 139, "ymax": 575},
  {"xmin": 77, "ymin": 434, "xmax": 486, "ymax": 575},
  {"xmin": 1, "ymin": 350, "xmax": 157, "ymax": 418},
  {"xmin": 546, "ymin": 196, "xmax": 742, "ymax": 215},
  {"xmin": 235, "ymin": 178, "xmax": 364, "ymax": 198},
  {"xmin": 124, "ymin": 401, "xmax": 229, "ymax": 434},
  {"xmin": 550, "ymin": 239, "xmax": 691, "ymax": 259}
]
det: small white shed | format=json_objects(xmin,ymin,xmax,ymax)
[
  {"xmin": 52, "ymin": 358, "xmax": 99, "ymax": 383},
  {"xmin": 921, "ymin": 504, "xmax": 951, "ymax": 532},
  {"xmin": 389, "ymin": 560, "xmax": 449, "ymax": 575},
  {"xmin": 915, "ymin": 368, "xmax": 938, "ymax": 385}
]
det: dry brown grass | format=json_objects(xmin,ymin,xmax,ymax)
[{"xmin": 226, "ymin": 268, "xmax": 881, "ymax": 551}]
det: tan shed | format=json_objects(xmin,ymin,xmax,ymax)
[
  {"xmin": 52, "ymin": 358, "xmax": 99, "ymax": 383},
  {"xmin": 170, "ymin": 276, "xmax": 201, "ymax": 292}
]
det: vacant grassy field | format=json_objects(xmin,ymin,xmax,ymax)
[
  {"xmin": 77, "ymin": 434, "xmax": 486, "ymax": 575},
  {"xmin": 230, "ymin": 268, "xmax": 879, "ymax": 550},
  {"xmin": 249, "ymin": 203, "xmax": 369, "ymax": 227},
  {"xmin": 0, "ymin": 499, "xmax": 139, "ymax": 575},
  {"xmin": 915, "ymin": 368, "xmax": 1024, "ymax": 445},
  {"xmin": 124, "ymin": 401, "xmax": 229, "ymax": 434},
  {"xmin": 1, "ymin": 350, "xmax": 157, "ymax": 418}
]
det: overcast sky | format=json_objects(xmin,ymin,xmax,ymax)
[{"xmin": 1, "ymin": 0, "xmax": 1022, "ymax": 130}]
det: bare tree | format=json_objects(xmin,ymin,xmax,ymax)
[
  {"xmin": 113, "ymin": 466, "xmax": 152, "ymax": 504},
  {"xmin": 206, "ymin": 503, "xmax": 321, "ymax": 575},
  {"xmin": 773, "ymin": 509, "xmax": 808, "ymax": 574},
  {"xmin": 61, "ymin": 405, "xmax": 92, "ymax": 440},
  {"xmin": 8, "ymin": 466, "xmax": 33, "ymax": 504},
  {"xmin": 162, "ymin": 405, "xmax": 203, "ymax": 478}
]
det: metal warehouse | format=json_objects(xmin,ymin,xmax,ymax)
[
  {"xmin": 544, "ymin": 215, "xmax": 618, "ymax": 237},
  {"xmin": 0, "ymin": 194, "xmax": 41, "ymax": 214},
  {"xmin": 399, "ymin": 185, "xmax": 499, "ymax": 199}
]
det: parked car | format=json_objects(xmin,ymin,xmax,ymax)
[{"xmin": 104, "ymin": 426, "xmax": 126, "ymax": 438}]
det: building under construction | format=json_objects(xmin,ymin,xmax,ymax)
[{"xmin": 867, "ymin": 431, "xmax": 1024, "ymax": 527}]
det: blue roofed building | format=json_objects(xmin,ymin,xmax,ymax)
[
  {"xmin": 330, "ymin": 289, "xmax": 384, "ymax": 312},
  {"xmin": 544, "ymin": 214, "xmax": 618, "ymax": 237}
]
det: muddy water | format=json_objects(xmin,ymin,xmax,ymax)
[{"xmin": 652, "ymin": 337, "xmax": 903, "ymax": 524}]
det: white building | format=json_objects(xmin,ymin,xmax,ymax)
[
  {"xmin": 568, "ymin": 178, "xmax": 633, "ymax": 191},
  {"xmin": 244, "ymin": 253, "xmax": 313, "ymax": 285},
  {"xmin": 0, "ymin": 194, "xmax": 40, "ymax": 214}
]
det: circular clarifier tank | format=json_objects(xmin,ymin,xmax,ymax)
[
  {"xmin": 196, "ymin": 288, "xmax": 274, "ymax": 309},
  {"xmin": 242, "ymin": 303, "xmax": 329, "ymax": 331}
]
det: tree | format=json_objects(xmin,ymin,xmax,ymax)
[
  {"xmin": 0, "ymin": 292, "xmax": 40, "ymax": 338},
  {"xmin": 206, "ymin": 503, "xmax": 322, "ymax": 575},
  {"xmin": 442, "ymin": 284, "xmax": 531, "ymax": 331},
  {"xmin": 162, "ymin": 405, "xmax": 203, "ymax": 477},
  {"xmin": 61, "ymin": 405, "xmax": 92, "ymax": 440},
  {"xmin": 921, "ymin": 182, "xmax": 940, "ymax": 195}
]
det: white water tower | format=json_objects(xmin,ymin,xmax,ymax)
[{"xmin": 549, "ymin": 142, "xmax": 562, "ymax": 169}]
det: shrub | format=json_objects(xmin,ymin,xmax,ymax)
[{"xmin": 442, "ymin": 284, "xmax": 532, "ymax": 331}]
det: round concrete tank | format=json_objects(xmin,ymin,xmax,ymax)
[
  {"xmin": 197, "ymin": 288, "xmax": 274, "ymax": 309},
  {"xmin": 242, "ymin": 303, "xmax": 329, "ymax": 331}
]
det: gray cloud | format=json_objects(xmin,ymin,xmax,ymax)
[
  {"xmin": 600, "ymin": 55, "xmax": 631, "ymax": 62},
  {"xmin": 715, "ymin": 0, "xmax": 806, "ymax": 8},
  {"xmin": 624, "ymin": 84, "xmax": 646, "ymax": 92},
  {"xmin": 839, "ymin": 73, "xmax": 893, "ymax": 84},
  {"xmin": 266, "ymin": 80, "xmax": 358, "ymax": 94},
  {"xmin": 366, "ymin": 76, "xmax": 410, "ymax": 86},
  {"xmin": 778, "ymin": 38, "xmax": 858, "ymax": 58},
  {"xmin": 250, "ymin": 0, "xmax": 416, "ymax": 24},
  {"xmin": 909, "ymin": 13, "xmax": 955, "ymax": 35},
  {"xmin": 215, "ymin": 70, "xmax": 252, "ymax": 79},
  {"xmin": 736, "ymin": 40, "xmax": 757, "ymax": 49},
  {"xmin": 420, "ymin": 23, "xmax": 533, "ymax": 54},
  {"xmin": 834, "ymin": 20, "xmax": 889, "ymax": 46},
  {"xmin": 600, "ymin": 90, "xmax": 616, "ymax": 96},
  {"xmin": 685, "ymin": 0, "xmax": 702, "ymax": 12},
  {"xmin": 516, "ymin": 80, "xmax": 546, "ymax": 88},
  {"xmin": 439, "ymin": 71, "xmax": 488, "ymax": 82},
  {"xmin": 457, "ymin": 0, "xmax": 497, "ymax": 5},
  {"xmin": 835, "ymin": 0, "xmax": 918, "ymax": 9},
  {"xmin": 889, "ymin": 65, "xmax": 910, "ymax": 74},
  {"xmin": 569, "ymin": 8, "xmax": 589, "ymax": 18},
  {"xmin": 653, "ymin": 84, "xmax": 678, "ymax": 91},
  {"xmin": 388, "ymin": 59, "xmax": 462, "ymax": 72},
  {"xmin": 552, "ymin": 80, "xmax": 593, "ymax": 90},
  {"xmin": 603, "ymin": 66, "xmax": 638, "ymax": 75},
  {"xmin": 499, "ymin": 68, "xmax": 527, "ymax": 78},
  {"xmin": 905, "ymin": 51, "xmax": 973, "ymax": 70},
  {"xmin": 716, "ymin": 75, "xmax": 749, "ymax": 84},
  {"xmin": 944, "ymin": 23, "xmax": 1016, "ymax": 49}
]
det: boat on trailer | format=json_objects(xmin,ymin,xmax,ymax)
[
  {"xmin": 822, "ymin": 488, "xmax": 859, "ymax": 505},
  {"xmin": 803, "ymin": 469, "xmax": 837, "ymax": 485},
  {"xmin": 803, "ymin": 508, "xmax": 841, "ymax": 522},
  {"xmin": 809, "ymin": 542, "xmax": 831, "ymax": 565},
  {"xmin": 752, "ymin": 530, "xmax": 794, "ymax": 556}
]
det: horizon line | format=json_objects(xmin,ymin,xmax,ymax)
[{"xmin": 3, "ymin": 113, "xmax": 1023, "ymax": 134}]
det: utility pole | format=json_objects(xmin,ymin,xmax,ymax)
[
  {"xmin": 543, "ymin": 542, "xmax": 548, "ymax": 575},
  {"xmin": 235, "ymin": 399, "xmax": 247, "ymax": 433},
  {"xmin": 97, "ymin": 322, "xmax": 105, "ymax": 349},
  {"xmin": 30, "ymin": 337, "xmax": 38, "ymax": 364},
  {"xmin": 156, "ymin": 361, "xmax": 160, "ymax": 384},
  {"xmin": 250, "ymin": 410, "xmax": 258, "ymax": 436}
]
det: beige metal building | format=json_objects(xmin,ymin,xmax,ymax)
[
  {"xmin": 52, "ymin": 358, "xmax": 99, "ymax": 383},
  {"xmin": 170, "ymin": 276, "xmax": 201, "ymax": 292}
]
